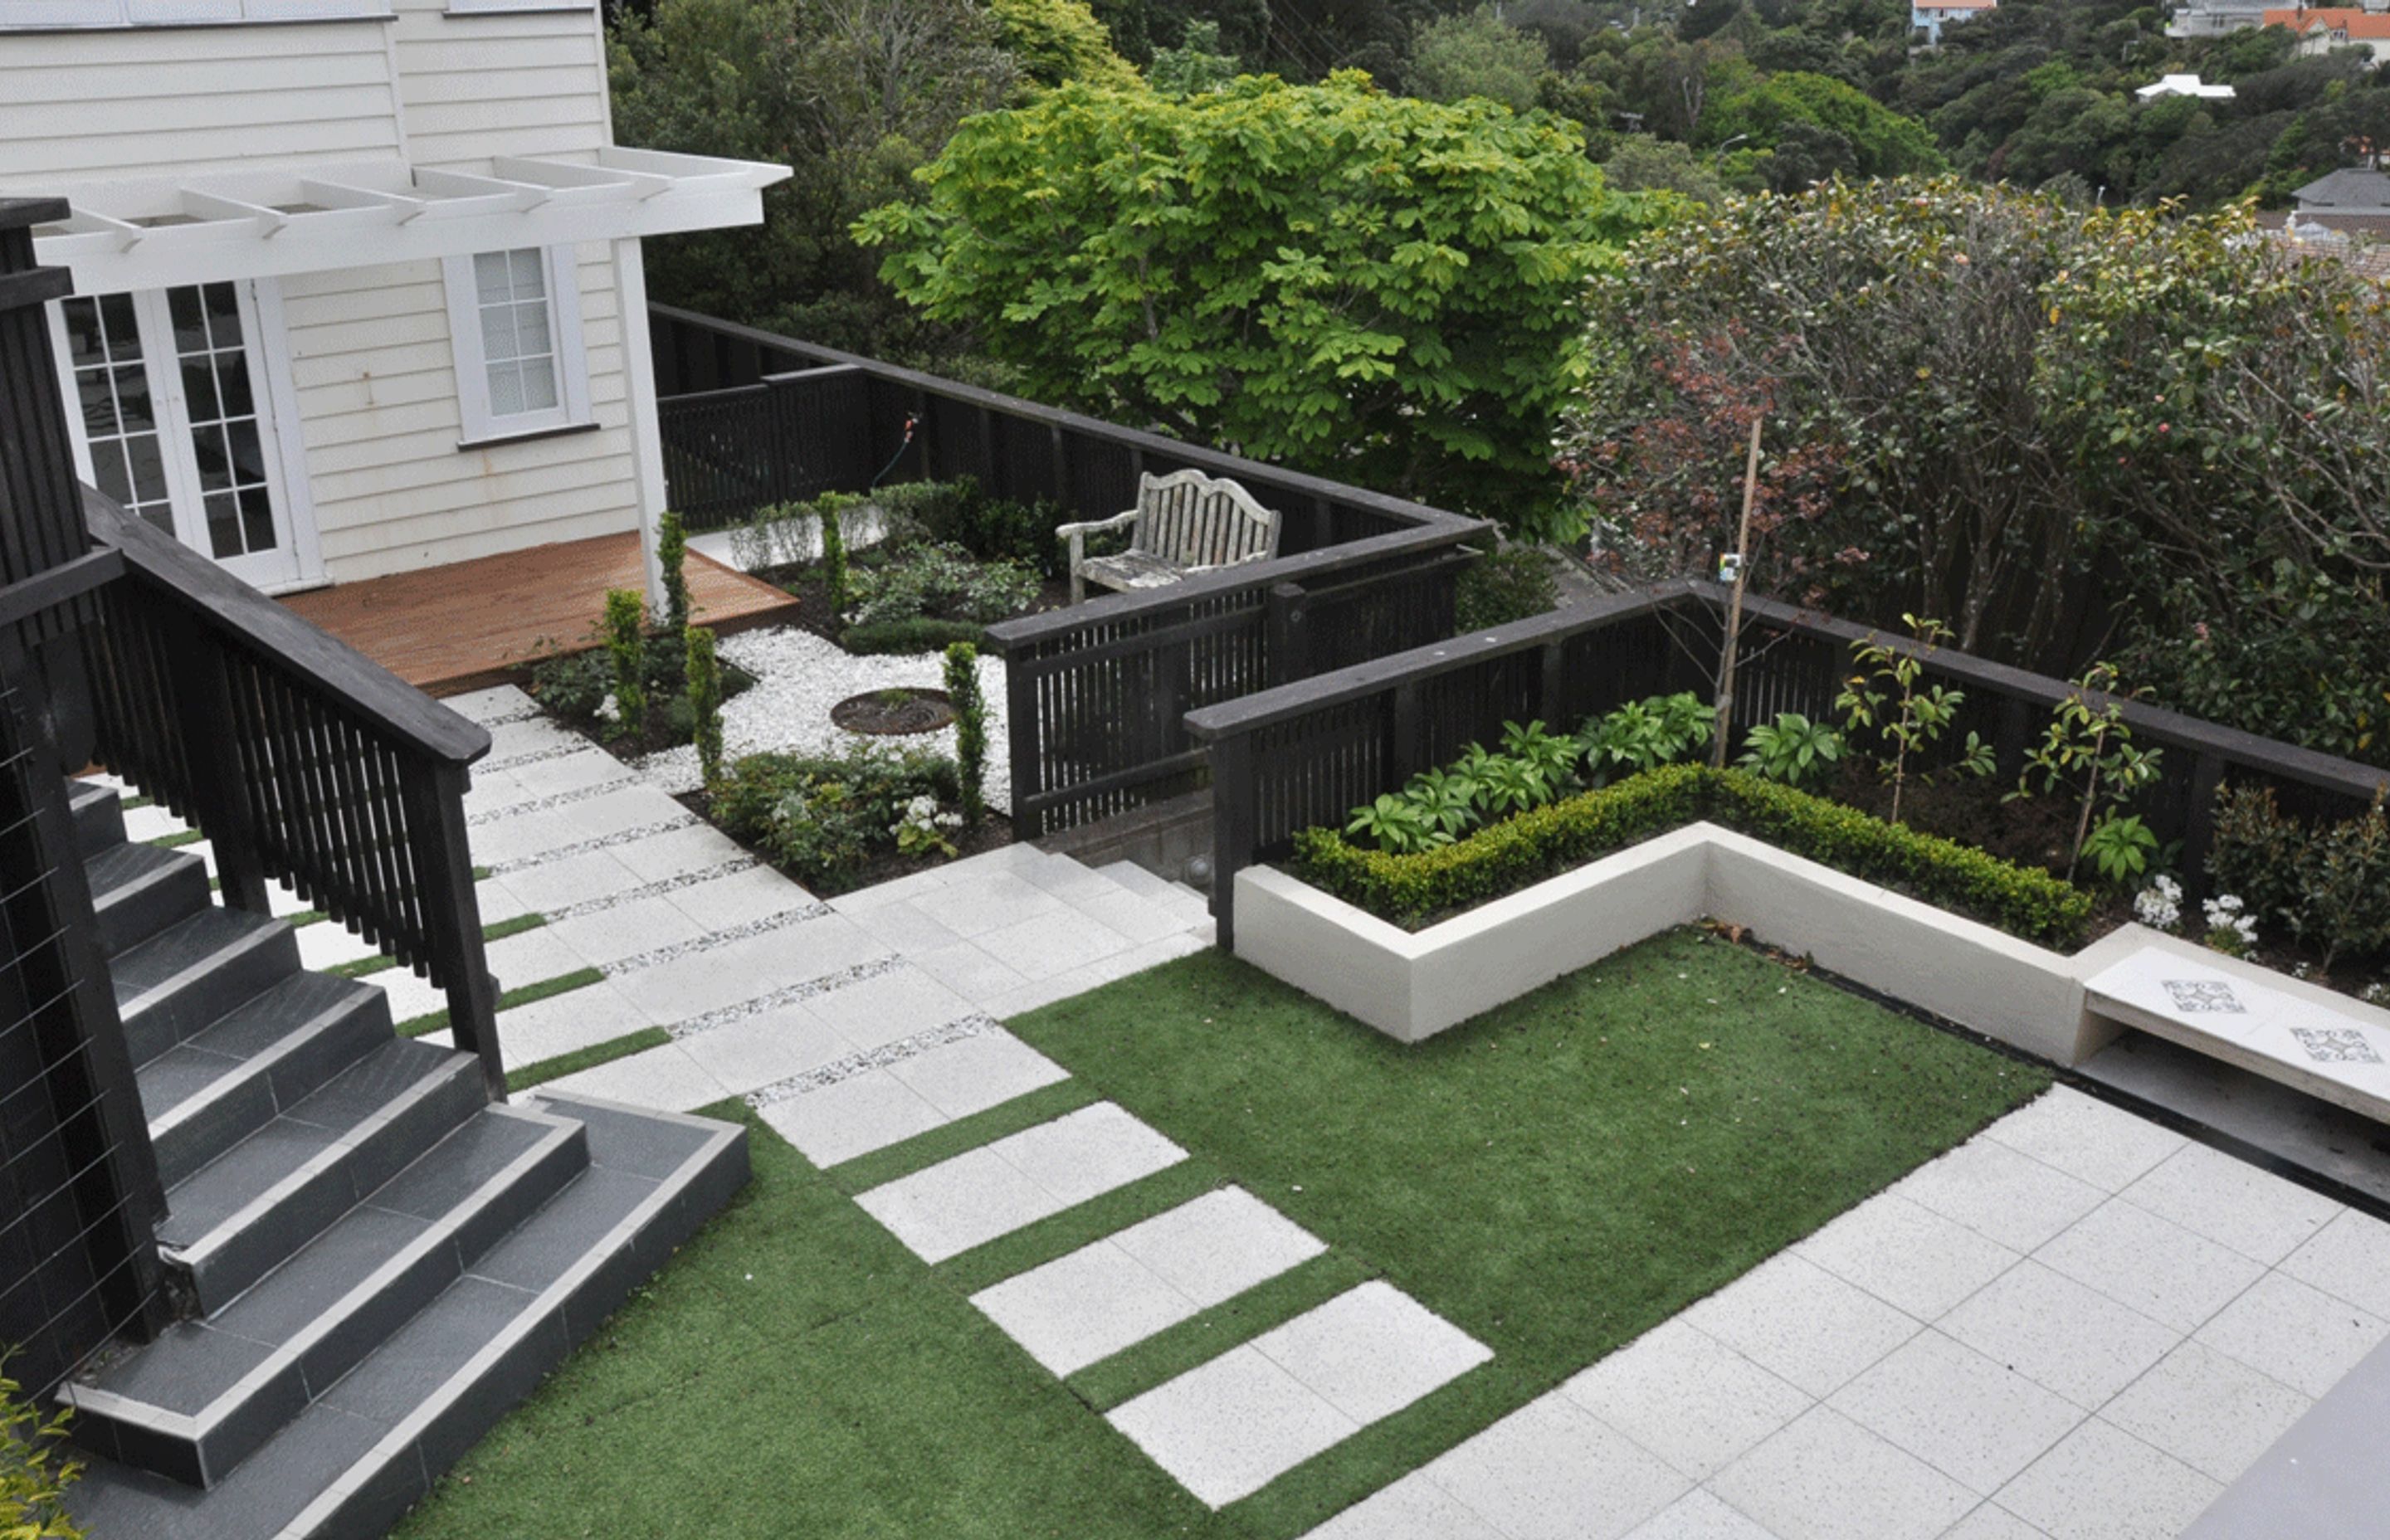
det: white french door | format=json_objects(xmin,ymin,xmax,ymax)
[{"xmin": 50, "ymin": 281, "xmax": 310, "ymax": 591}]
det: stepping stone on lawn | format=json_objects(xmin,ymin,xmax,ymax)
[
  {"xmin": 1106, "ymin": 1282, "xmax": 1491, "ymax": 1508},
  {"xmin": 971, "ymin": 1188, "xmax": 1326, "ymax": 1374},
  {"xmin": 855, "ymin": 1103, "xmax": 1186, "ymax": 1263}
]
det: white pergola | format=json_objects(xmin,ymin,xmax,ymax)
[{"xmin": 20, "ymin": 147, "xmax": 788, "ymax": 294}]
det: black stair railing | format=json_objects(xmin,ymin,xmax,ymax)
[{"xmin": 76, "ymin": 490, "xmax": 505, "ymax": 1099}]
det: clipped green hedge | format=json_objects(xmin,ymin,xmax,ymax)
[
  {"xmin": 840, "ymin": 617, "xmax": 988, "ymax": 656},
  {"xmin": 1290, "ymin": 764, "xmax": 2094, "ymax": 949}
]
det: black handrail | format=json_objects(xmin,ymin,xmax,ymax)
[{"xmin": 80, "ymin": 490, "xmax": 505, "ymax": 1098}]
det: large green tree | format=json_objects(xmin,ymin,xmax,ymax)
[{"xmin": 859, "ymin": 72, "xmax": 1661, "ymax": 533}]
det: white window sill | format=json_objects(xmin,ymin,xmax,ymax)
[{"xmin": 456, "ymin": 420, "xmax": 600, "ymax": 453}]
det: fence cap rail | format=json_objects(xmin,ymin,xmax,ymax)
[
  {"xmin": 651, "ymin": 302, "xmax": 1484, "ymax": 537},
  {"xmin": 983, "ymin": 520, "xmax": 1490, "ymax": 653},
  {"xmin": 1183, "ymin": 581, "xmax": 1697, "ymax": 739},
  {"xmin": 84, "ymin": 486, "xmax": 490, "ymax": 766}
]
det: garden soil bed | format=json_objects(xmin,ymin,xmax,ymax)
[{"xmin": 760, "ymin": 561, "xmax": 1073, "ymax": 647}]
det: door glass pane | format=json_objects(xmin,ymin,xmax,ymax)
[
  {"xmin": 59, "ymin": 295, "xmax": 174, "ymax": 534},
  {"xmin": 163, "ymin": 283, "xmax": 280, "ymax": 558}
]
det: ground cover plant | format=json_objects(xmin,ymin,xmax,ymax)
[
  {"xmin": 395, "ymin": 938, "xmax": 2046, "ymax": 1538},
  {"xmin": 707, "ymin": 743, "xmax": 978, "ymax": 894}
]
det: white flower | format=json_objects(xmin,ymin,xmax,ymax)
[
  {"xmin": 2362, "ymin": 982, "xmax": 2387, "ymax": 1005},
  {"xmin": 2132, "ymin": 874, "xmax": 2182, "ymax": 931},
  {"xmin": 596, "ymin": 692, "xmax": 621, "ymax": 724}
]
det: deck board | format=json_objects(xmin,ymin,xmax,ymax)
[{"xmin": 281, "ymin": 533, "xmax": 801, "ymax": 697}]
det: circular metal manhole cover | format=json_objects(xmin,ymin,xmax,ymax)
[{"xmin": 831, "ymin": 688, "xmax": 957, "ymax": 737}]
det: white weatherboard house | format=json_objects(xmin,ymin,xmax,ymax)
[{"xmin": 0, "ymin": 0, "xmax": 787, "ymax": 601}]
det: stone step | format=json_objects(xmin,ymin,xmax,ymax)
[
  {"xmin": 1094, "ymin": 860, "xmax": 1212, "ymax": 925},
  {"xmin": 139, "ymin": 973, "xmax": 397, "ymax": 1190},
  {"xmin": 66, "ymin": 1104, "xmax": 588, "ymax": 1488},
  {"xmin": 88, "ymin": 838, "xmax": 213, "ymax": 959},
  {"xmin": 62, "ymin": 1097, "xmax": 749, "ymax": 1540},
  {"xmin": 115, "ymin": 908, "xmax": 302, "ymax": 1068},
  {"xmin": 69, "ymin": 776, "xmax": 127, "ymax": 860},
  {"xmin": 159, "ymin": 1040, "xmax": 485, "ymax": 1312}
]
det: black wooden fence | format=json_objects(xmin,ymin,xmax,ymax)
[
  {"xmin": 1187, "ymin": 582, "xmax": 2390, "ymax": 947},
  {"xmin": 649, "ymin": 305, "xmax": 1492, "ymax": 836}
]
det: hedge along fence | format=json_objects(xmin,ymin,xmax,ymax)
[
  {"xmin": 1185, "ymin": 582, "xmax": 2390, "ymax": 948},
  {"xmin": 1293, "ymin": 764, "xmax": 2095, "ymax": 949}
]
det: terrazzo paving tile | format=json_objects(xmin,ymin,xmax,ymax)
[
  {"xmin": 2099, "ymin": 1340, "xmax": 2313, "ymax": 1484},
  {"xmin": 1936, "ymin": 1504, "xmax": 2052, "ymax": 1540},
  {"xmin": 856, "ymin": 1104, "xmax": 1184, "ymax": 1262},
  {"xmin": 492, "ymin": 848, "xmax": 649, "ymax": 915},
  {"xmin": 1991, "ymin": 1420, "xmax": 2222, "ymax": 1540},
  {"xmin": 760, "ymin": 1070, "xmax": 947, "ymax": 1169},
  {"xmin": 2114, "ymin": 1140, "xmax": 2344, "ymax": 1266},
  {"xmin": 614, "ymin": 948, "xmax": 797, "ymax": 1023},
  {"xmin": 419, "ymin": 978, "xmax": 658, "ymax": 1069},
  {"xmin": 2191, "ymin": 1270, "xmax": 2390, "ymax": 1399},
  {"xmin": 1420, "ymin": 1394, "xmax": 1690, "ymax": 1540},
  {"xmin": 907, "ymin": 939, "xmax": 1032, "ymax": 1005},
  {"xmin": 505, "ymin": 748, "xmax": 626, "ymax": 799},
  {"xmin": 674, "ymin": 1006, "xmax": 854, "ymax": 1097},
  {"xmin": 608, "ymin": 823, "xmax": 749, "ymax": 882},
  {"xmin": 296, "ymin": 920, "xmax": 381, "ymax": 972},
  {"xmin": 1110, "ymin": 1188, "xmax": 1326, "ymax": 1310},
  {"xmin": 1889, "ymin": 1138, "xmax": 2107, "ymax": 1255},
  {"xmin": 1619, "ymin": 1488, "xmax": 1783, "ymax": 1540},
  {"xmin": 539, "ymin": 1040, "xmax": 729, "ymax": 1113},
  {"xmin": 1557, "ymin": 1318, "xmax": 1812, "ymax": 1481},
  {"xmin": 2032, "ymin": 1198, "xmax": 2266, "ymax": 1334},
  {"xmin": 1106, "ymin": 1346, "xmax": 1358, "ymax": 1508},
  {"xmin": 2280, "ymin": 1208, "xmax": 2390, "ymax": 1318},
  {"xmin": 972, "ymin": 1240, "xmax": 1206, "ymax": 1376},
  {"xmin": 1302, "ymin": 1471, "xmax": 1510, "ymax": 1540},
  {"xmin": 544, "ymin": 898, "xmax": 710, "ymax": 970},
  {"xmin": 884, "ymin": 1028, "xmax": 1071, "ymax": 1120},
  {"xmin": 1826, "ymin": 1329, "xmax": 2081, "ymax": 1496},
  {"xmin": 908, "ymin": 870, "xmax": 1064, "ymax": 939},
  {"xmin": 1677, "ymin": 1254, "xmax": 1920, "ymax": 1398},
  {"xmin": 801, "ymin": 965, "xmax": 976, "ymax": 1053},
  {"xmin": 1792, "ymin": 1192, "xmax": 2022, "ymax": 1320},
  {"xmin": 1937, "ymin": 1261, "xmax": 2180, "ymax": 1412},
  {"xmin": 838, "ymin": 897, "xmax": 967, "ymax": 958},
  {"xmin": 974, "ymin": 905, "xmax": 1136, "ymax": 982},
  {"xmin": 661, "ymin": 864, "xmax": 815, "ymax": 930},
  {"xmin": 1247, "ymin": 1283, "xmax": 1491, "ymax": 1425},
  {"xmin": 1709, "ymin": 1405, "xmax": 1975, "ymax": 1540}
]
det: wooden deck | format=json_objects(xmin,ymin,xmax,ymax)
[{"xmin": 282, "ymin": 532, "xmax": 801, "ymax": 697}]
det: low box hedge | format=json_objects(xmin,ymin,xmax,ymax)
[
  {"xmin": 840, "ymin": 617, "xmax": 988, "ymax": 656},
  {"xmin": 1290, "ymin": 763, "xmax": 2094, "ymax": 950}
]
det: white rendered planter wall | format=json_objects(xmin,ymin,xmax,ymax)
[{"xmin": 1234, "ymin": 822, "xmax": 2106, "ymax": 1060}]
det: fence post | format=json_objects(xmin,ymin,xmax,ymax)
[
  {"xmin": 1049, "ymin": 423, "xmax": 1071, "ymax": 513},
  {"xmin": 163, "ymin": 619, "xmax": 271, "ymax": 915},
  {"xmin": 767, "ymin": 376, "xmax": 797, "ymax": 506},
  {"xmin": 1538, "ymin": 639, "xmax": 1569, "ymax": 729},
  {"xmin": 2178, "ymin": 751, "xmax": 2227, "ymax": 909},
  {"xmin": 1265, "ymin": 582, "xmax": 1310, "ymax": 687},
  {"xmin": 404, "ymin": 760, "xmax": 504, "ymax": 1101},
  {"xmin": 1006, "ymin": 651, "xmax": 1043, "ymax": 843},
  {"xmin": 1207, "ymin": 729, "xmax": 1253, "ymax": 949},
  {"xmin": 1390, "ymin": 680, "xmax": 1425, "ymax": 782}
]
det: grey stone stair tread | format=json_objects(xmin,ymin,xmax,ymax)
[
  {"xmin": 89, "ymin": 839, "xmax": 209, "ymax": 952},
  {"xmin": 139, "ymin": 975, "xmax": 384, "ymax": 1125},
  {"xmin": 137, "ymin": 1043, "xmax": 252, "ymax": 1123},
  {"xmin": 114, "ymin": 909, "xmax": 280, "ymax": 1004},
  {"xmin": 64, "ymin": 1102, "xmax": 749, "ymax": 1540},
  {"xmin": 71, "ymin": 1107, "xmax": 585, "ymax": 1488},
  {"xmin": 69, "ymin": 777, "xmax": 127, "ymax": 857},
  {"xmin": 158, "ymin": 1040, "xmax": 469, "ymax": 1247}
]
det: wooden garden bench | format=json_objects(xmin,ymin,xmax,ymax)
[{"xmin": 1057, "ymin": 469, "xmax": 1284, "ymax": 604}]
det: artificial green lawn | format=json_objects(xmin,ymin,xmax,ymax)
[{"xmin": 397, "ymin": 928, "xmax": 2047, "ymax": 1540}]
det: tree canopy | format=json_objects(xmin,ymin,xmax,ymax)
[{"xmin": 859, "ymin": 72, "xmax": 1662, "ymax": 534}]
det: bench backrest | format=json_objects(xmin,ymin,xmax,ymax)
[{"xmin": 1131, "ymin": 470, "xmax": 1281, "ymax": 568}]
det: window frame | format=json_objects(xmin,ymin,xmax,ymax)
[
  {"xmin": 443, "ymin": 0, "xmax": 593, "ymax": 12},
  {"xmin": 441, "ymin": 246, "xmax": 593, "ymax": 449}
]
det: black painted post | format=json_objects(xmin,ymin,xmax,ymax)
[
  {"xmin": 1539, "ymin": 639, "xmax": 1569, "ymax": 729},
  {"xmin": 1390, "ymin": 680, "xmax": 1425, "ymax": 782},
  {"xmin": 406, "ymin": 760, "xmax": 504, "ymax": 1101},
  {"xmin": 1207, "ymin": 729, "xmax": 1253, "ymax": 948},
  {"xmin": 1006, "ymin": 651, "xmax": 1042, "ymax": 843},
  {"xmin": 165, "ymin": 621, "xmax": 271, "ymax": 915},
  {"xmin": 1265, "ymin": 582, "xmax": 1310, "ymax": 687},
  {"xmin": 2178, "ymin": 752, "xmax": 2227, "ymax": 910}
]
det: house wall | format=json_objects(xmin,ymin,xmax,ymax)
[{"xmin": 0, "ymin": 0, "xmax": 651, "ymax": 584}]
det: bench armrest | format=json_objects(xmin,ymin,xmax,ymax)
[{"xmin": 1052, "ymin": 509, "xmax": 1142, "ymax": 539}]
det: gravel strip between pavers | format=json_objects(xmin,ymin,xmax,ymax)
[{"xmin": 744, "ymin": 1014, "xmax": 1001, "ymax": 1105}]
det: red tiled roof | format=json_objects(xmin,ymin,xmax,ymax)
[{"xmin": 2261, "ymin": 6, "xmax": 2390, "ymax": 32}]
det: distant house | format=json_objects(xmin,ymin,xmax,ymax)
[
  {"xmin": 2290, "ymin": 167, "xmax": 2390, "ymax": 236},
  {"xmin": 2261, "ymin": 5, "xmax": 2390, "ymax": 57},
  {"xmin": 1911, "ymin": 0, "xmax": 1996, "ymax": 45},
  {"xmin": 2136, "ymin": 73, "xmax": 2237, "ymax": 99},
  {"xmin": 2170, "ymin": 0, "xmax": 2275, "ymax": 35}
]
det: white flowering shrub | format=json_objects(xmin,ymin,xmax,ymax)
[
  {"xmin": 2132, "ymin": 875, "xmax": 2182, "ymax": 932},
  {"xmin": 2202, "ymin": 893, "xmax": 2259, "ymax": 958}
]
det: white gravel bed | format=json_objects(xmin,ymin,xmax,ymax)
[{"xmin": 628, "ymin": 626, "xmax": 1012, "ymax": 812}]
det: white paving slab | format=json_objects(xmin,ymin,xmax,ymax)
[
  {"xmin": 2191, "ymin": 1270, "xmax": 2390, "ymax": 1399},
  {"xmin": 1677, "ymin": 1254, "xmax": 1920, "ymax": 1399},
  {"xmin": 1106, "ymin": 1344, "xmax": 1358, "ymax": 1508},
  {"xmin": 1890, "ymin": 1137, "xmax": 2107, "ymax": 1255},
  {"xmin": 1826, "ymin": 1329, "xmax": 2081, "ymax": 1496},
  {"xmin": 1992, "ymin": 1418, "xmax": 2222, "ymax": 1540},
  {"xmin": 1305, "ymin": 1471, "xmax": 1511, "ymax": 1540},
  {"xmin": 2115, "ymin": 1138, "xmax": 2344, "ymax": 1266},
  {"xmin": 1792, "ymin": 1192, "xmax": 2021, "ymax": 1320},
  {"xmin": 2033, "ymin": 1197, "xmax": 2266, "ymax": 1334},
  {"xmin": 1421, "ymin": 1394, "xmax": 1690, "ymax": 1540},
  {"xmin": 2099, "ymin": 1339, "xmax": 2313, "ymax": 1484},
  {"xmin": 1710, "ymin": 1405, "xmax": 1975, "ymax": 1540},
  {"xmin": 1558, "ymin": 1318, "xmax": 1812, "ymax": 1482},
  {"xmin": 855, "ymin": 1103, "xmax": 1185, "ymax": 1263},
  {"xmin": 760, "ymin": 1070, "xmax": 947, "ymax": 1168},
  {"xmin": 1619, "ymin": 1488, "xmax": 1782, "ymax": 1540},
  {"xmin": 2280, "ymin": 1207, "xmax": 2390, "ymax": 1318},
  {"xmin": 1937, "ymin": 1260, "xmax": 2181, "ymax": 1412},
  {"xmin": 1248, "ymin": 1283, "xmax": 1491, "ymax": 1425}
]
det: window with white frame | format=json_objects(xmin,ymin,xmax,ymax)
[
  {"xmin": 1, "ymin": 1, "xmax": 392, "ymax": 27},
  {"xmin": 441, "ymin": 246, "xmax": 592, "ymax": 445}
]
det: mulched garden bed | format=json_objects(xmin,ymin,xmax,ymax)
[{"xmin": 671, "ymin": 788, "xmax": 1013, "ymax": 898}]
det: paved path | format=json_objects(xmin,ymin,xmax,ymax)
[{"xmin": 1303, "ymin": 1086, "xmax": 2390, "ymax": 1540}]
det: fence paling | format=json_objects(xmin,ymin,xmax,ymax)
[
  {"xmin": 79, "ymin": 492, "xmax": 505, "ymax": 1099},
  {"xmin": 1185, "ymin": 582, "xmax": 2390, "ymax": 949}
]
